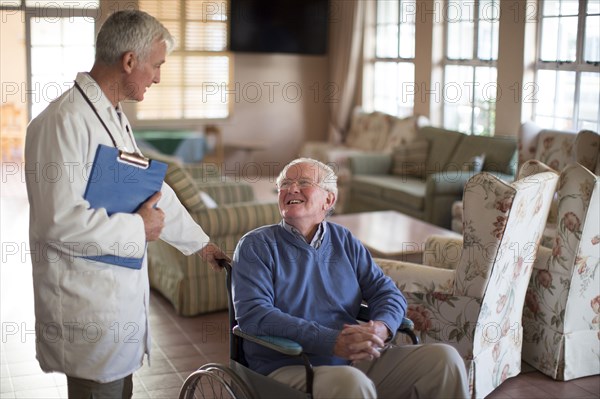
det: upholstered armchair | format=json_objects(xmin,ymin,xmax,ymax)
[
  {"xmin": 452, "ymin": 129, "xmax": 598, "ymax": 236},
  {"xmin": 574, "ymin": 129, "xmax": 600, "ymax": 175},
  {"xmin": 376, "ymin": 161, "xmax": 559, "ymax": 398},
  {"xmin": 146, "ymin": 157, "xmax": 281, "ymax": 316},
  {"xmin": 521, "ymin": 162, "xmax": 600, "ymax": 380}
]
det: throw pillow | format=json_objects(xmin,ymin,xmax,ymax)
[
  {"xmin": 385, "ymin": 116, "xmax": 418, "ymax": 151},
  {"xmin": 350, "ymin": 112, "xmax": 391, "ymax": 151},
  {"xmin": 345, "ymin": 110, "xmax": 370, "ymax": 148},
  {"xmin": 391, "ymin": 139, "xmax": 430, "ymax": 178},
  {"xmin": 462, "ymin": 154, "xmax": 486, "ymax": 173}
]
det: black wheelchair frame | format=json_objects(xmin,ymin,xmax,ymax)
[{"xmin": 178, "ymin": 260, "xmax": 418, "ymax": 399}]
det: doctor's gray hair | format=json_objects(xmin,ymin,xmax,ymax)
[
  {"xmin": 277, "ymin": 158, "xmax": 338, "ymax": 216},
  {"xmin": 95, "ymin": 10, "xmax": 174, "ymax": 65}
]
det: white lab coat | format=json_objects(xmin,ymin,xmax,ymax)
[{"xmin": 25, "ymin": 73, "xmax": 209, "ymax": 383}]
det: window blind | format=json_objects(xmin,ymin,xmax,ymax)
[{"xmin": 137, "ymin": 0, "xmax": 230, "ymax": 120}]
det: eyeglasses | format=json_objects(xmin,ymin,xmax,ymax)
[{"xmin": 277, "ymin": 178, "xmax": 322, "ymax": 191}]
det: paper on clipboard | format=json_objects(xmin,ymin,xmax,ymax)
[{"xmin": 82, "ymin": 144, "xmax": 168, "ymax": 269}]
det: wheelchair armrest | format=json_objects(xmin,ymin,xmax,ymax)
[
  {"xmin": 399, "ymin": 318, "xmax": 419, "ymax": 344},
  {"xmin": 358, "ymin": 303, "xmax": 419, "ymax": 344},
  {"xmin": 400, "ymin": 318, "xmax": 415, "ymax": 332},
  {"xmin": 232, "ymin": 325, "xmax": 303, "ymax": 356}
]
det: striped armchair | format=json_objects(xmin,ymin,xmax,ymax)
[{"xmin": 147, "ymin": 159, "xmax": 280, "ymax": 316}]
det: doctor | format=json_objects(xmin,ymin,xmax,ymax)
[{"xmin": 25, "ymin": 10, "xmax": 227, "ymax": 398}]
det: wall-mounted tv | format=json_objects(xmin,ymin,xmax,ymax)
[{"xmin": 229, "ymin": 0, "xmax": 329, "ymax": 55}]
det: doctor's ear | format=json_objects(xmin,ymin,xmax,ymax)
[{"xmin": 121, "ymin": 51, "xmax": 137, "ymax": 74}]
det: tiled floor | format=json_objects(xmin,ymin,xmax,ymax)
[{"xmin": 1, "ymin": 163, "xmax": 599, "ymax": 398}]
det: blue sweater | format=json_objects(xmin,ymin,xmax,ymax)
[{"xmin": 232, "ymin": 222, "xmax": 407, "ymax": 375}]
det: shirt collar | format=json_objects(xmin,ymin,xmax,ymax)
[
  {"xmin": 75, "ymin": 72, "xmax": 118, "ymax": 114},
  {"xmin": 75, "ymin": 72, "xmax": 137, "ymax": 153},
  {"xmin": 281, "ymin": 220, "xmax": 327, "ymax": 249}
]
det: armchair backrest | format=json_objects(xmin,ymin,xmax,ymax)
[
  {"xmin": 575, "ymin": 130, "xmax": 600, "ymax": 175},
  {"xmin": 518, "ymin": 121, "xmax": 577, "ymax": 170},
  {"xmin": 478, "ymin": 168, "xmax": 558, "ymax": 322},
  {"xmin": 553, "ymin": 163, "xmax": 599, "ymax": 329},
  {"xmin": 455, "ymin": 173, "xmax": 516, "ymax": 299},
  {"xmin": 521, "ymin": 162, "xmax": 599, "ymax": 380},
  {"xmin": 454, "ymin": 164, "xmax": 558, "ymax": 395},
  {"xmin": 456, "ymin": 165, "xmax": 558, "ymax": 301}
]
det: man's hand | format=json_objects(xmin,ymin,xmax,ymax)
[
  {"xmin": 198, "ymin": 242, "xmax": 231, "ymax": 271},
  {"xmin": 333, "ymin": 322, "xmax": 386, "ymax": 362},
  {"xmin": 136, "ymin": 192, "xmax": 165, "ymax": 242}
]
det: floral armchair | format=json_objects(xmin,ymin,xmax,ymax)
[
  {"xmin": 522, "ymin": 162, "xmax": 600, "ymax": 380},
  {"xmin": 452, "ymin": 128, "xmax": 598, "ymax": 235},
  {"xmin": 376, "ymin": 160, "xmax": 559, "ymax": 398}
]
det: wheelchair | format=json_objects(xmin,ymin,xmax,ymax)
[{"xmin": 179, "ymin": 261, "xmax": 419, "ymax": 399}]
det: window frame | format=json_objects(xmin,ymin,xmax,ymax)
[
  {"xmin": 0, "ymin": 0, "xmax": 98, "ymax": 121},
  {"xmin": 363, "ymin": 0, "xmax": 416, "ymax": 118},
  {"xmin": 131, "ymin": 0, "xmax": 232, "ymax": 127},
  {"xmin": 441, "ymin": 0, "xmax": 499, "ymax": 136},
  {"xmin": 532, "ymin": 0, "xmax": 600, "ymax": 131}
]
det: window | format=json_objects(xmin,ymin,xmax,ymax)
[
  {"xmin": 443, "ymin": 0, "xmax": 499, "ymax": 136},
  {"xmin": 136, "ymin": 0, "xmax": 230, "ymax": 121},
  {"xmin": 533, "ymin": 0, "xmax": 599, "ymax": 131},
  {"xmin": 29, "ymin": 15, "xmax": 96, "ymax": 118},
  {"xmin": 365, "ymin": 0, "xmax": 416, "ymax": 118},
  {"xmin": 0, "ymin": 0, "xmax": 98, "ymax": 119}
]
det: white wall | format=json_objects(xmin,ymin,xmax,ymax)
[{"xmin": 220, "ymin": 53, "xmax": 329, "ymax": 176}]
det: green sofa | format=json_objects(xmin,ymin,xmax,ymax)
[
  {"xmin": 347, "ymin": 126, "xmax": 518, "ymax": 229},
  {"xmin": 146, "ymin": 154, "xmax": 280, "ymax": 316}
]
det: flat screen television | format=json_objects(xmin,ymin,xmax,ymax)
[{"xmin": 229, "ymin": 0, "xmax": 329, "ymax": 55}]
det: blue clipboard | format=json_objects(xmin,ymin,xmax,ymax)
[{"xmin": 82, "ymin": 144, "xmax": 168, "ymax": 269}]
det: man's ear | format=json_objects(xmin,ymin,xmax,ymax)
[
  {"xmin": 325, "ymin": 191, "xmax": 336, "ymax": 210},
  {"xmin": 121, "ymin": 51, "xmax": 136, "ymax": 74}
]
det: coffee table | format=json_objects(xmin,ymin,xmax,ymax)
[{"xmin": 329, "ymin": 210, "xmax": 460, "ymax": 262}]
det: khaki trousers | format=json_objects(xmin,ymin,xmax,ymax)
[
  {"xmin": 268, "ymin": 343, "xmax": 469, "ymax": 399},
  {"xmin": 67, "ymin": 374, "xmax": 133, "ymax": 399}
]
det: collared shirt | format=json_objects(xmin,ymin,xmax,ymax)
[{"xmin": 281, "ymin": 220, "xmax": 327, "ymax": 249}]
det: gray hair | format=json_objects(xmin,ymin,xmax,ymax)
[
  {"xmin": 95, "ymin": 10, "xmax": 174, "ymax": 65},
  {"xmin": 277, "ymin": 158, "xmax": 338, "ymax": 216}
]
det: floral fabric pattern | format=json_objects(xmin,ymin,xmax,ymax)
[
  {"xmin": 522, "ymin": 163, "xmax": 600, "ymax": 381},
  {"xmin": 379, "ymin": 162, "xmax": 559, "ymax": 398}
]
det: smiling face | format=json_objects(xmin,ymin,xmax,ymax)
[
  {"xmin": 278, "ymin": 162, "xmax": 335, "ymax": 238},
  {"xmin": 124, "ymin": 39, "xmax": 166, "ymax": 102}
]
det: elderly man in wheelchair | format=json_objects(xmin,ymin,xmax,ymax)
[{"xmin": 210, "ymin": 158, "xmax": 466, "ymax": 399}]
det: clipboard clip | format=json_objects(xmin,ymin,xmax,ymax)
[{"xmin": 118, "ymin": 150, "xmax": 150, "ymax": 169}]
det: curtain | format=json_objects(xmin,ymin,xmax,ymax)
[{"xmin": 327, "ymin": 0, "xmax": 366, "ymax": 144}]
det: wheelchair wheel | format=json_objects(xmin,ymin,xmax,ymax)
[{"xmin": 179, "ymin": 363, "xmax": 255, "ymax": 399}]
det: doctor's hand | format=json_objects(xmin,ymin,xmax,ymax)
[
  {"xmin": 198, "ymin": 242, "xmax": 231, "ymax": 271},
  {"xmin": 137, "ymin": 191, "xmax": 165, "ymax": 242}
]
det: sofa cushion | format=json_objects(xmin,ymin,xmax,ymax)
[
  {"xmin": 391, "ymin": 139, "xmax": 430, "ymax": 178},
  {"xmin": 345, "ymin": 109, "xmax": 369, "ymax": 148},
  {"xmin": 449, "ymin": 135, "xmax": 517, "ymax": 175},
  {"xmin": 463, "ymin": 154, "xmax": 486, "ymax": 172},
  {"xmin": 385, "ymin": 115, "xmax": 419, "ymax": 150},
  {"xmin": 352, "ymin": 175, "xmax": 426, "ymax": 211},
  {"xmin": 419, "ymin": 127, "xmax": 465, "ymax": 175},
  {"xmin": 358, "ymin": 113, "xmax": 391, "ymax": 151},
  {"xmin": 346, "ymin": 110, "xmax": 391, "ymax": 151}
]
